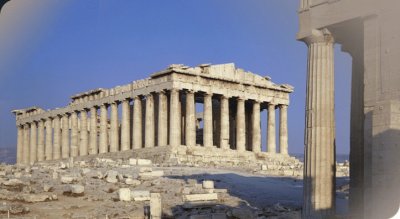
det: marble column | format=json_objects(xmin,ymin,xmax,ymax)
[
  {"xmin": 121, "ymin": 99, "xmax": 131, "ymax": 151},
  {"xmin": 53, "ymin": 116, "xmax": 61, "ymax": 159},
  {"xmin": 89, "ymin": 107, "xmax": 98, "ymax": 155},
  {"xmin": 158, "ymin": 91, "xmax": 168, "ymax": 146},
  {"xmin": 16, "ymin": 126, "xmax": 23, "ymax": 164},
  {"xmin": 236, "ymin": 98, "xmax": 245, "ymax": 152},
  {"xmin": 99, "ymin": 104, "xmax": 108, "ymax": 153},
  {"xmin": 220, "ymin": 96, "xmax": 230, "ymax": 150},
  {"xmin": 302, "ymin": 29, "xmax": 336, "ymax": 218},
  {"xmin": 185, "ymin": 90, "xmax": 196, "ymax": 147},
  {"xmin": 133, "ymin": 96, "xmax": 143, "ymax": 149},
  {"xmin": 279, "ymin": 105, "xmax": 288, "ymax": 155},
  {"xmin": 80, "ymin": 109, "xmax": 89, "ymax": 156},
  {"xmin": 169, "ymin": 89, "xmax": 180, "ymax": 146},
  {"xmin": 45, "ymin": 119, "xmax": 53, "ymax": 160},
  {"xmin": 23, "ymin": 124, "xmax": 30, "ymax": 164},
  {"xmin": 203, "ymin": 93, "xmax": 213, "ymax": 147},
  {"xmin": 61, "ymin": 114, "xmax": 69, "ymax": 158},
  {"xmin": 252, "ymin": 101, "xmax": 261, "ymax": 153},
  {"xmin": 70, "ymin": 111, "xmax": 79, "ymax": 157},
  {"xmin": 30, "ymin": 122, "xmax": 37, "ymax": 164},
  {"xmin": 145, "ymin": 94, "xmax": 155, "ymax": 148},
  {"xmin": 110, "ymin": 102, "xmax": 119, "ymax": 152},
  {"xmin": 37, "ymin": 120, "xmax": 45, "ymax": 161},
  {"xmin": 267, "ymin": 103, "xmax": 276, "ymax": 153}
]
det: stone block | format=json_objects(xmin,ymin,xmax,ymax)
[
  {"xmin": 183, "ymin": 193, "xmax": 218, "ymax": 202},
  {"xmin": 139, "ymin": 170, "xmax": 164, "ymax": 179},
  {"xmin": 60, "ymin": 176, "xmax": 78, "ymax": 184},
  {"xmin": 131, "ymin": 190, "xmax": 150, "ymax": 201},
  {"xmin": 125, "ymin": 178, "xmax": 141, "ymax": 186},
  {"xmin": 150, "ymin": 193, "xmax": 162, "ymax": 219},
  {"xmin": 139, "ymin": 167, "xmax": 152, "ymax": 173},
  {"xmin": 202, "ymin": 180, "xmax": 214, "ymax": 189},
  {"xmin": 119, "ymin": 188, "xmax": 131, "ymax": 201},
  {"xmin": 137, "ymin": 159, "xmax": 152, "ymax": 166},
  {"xmin": 129, "ymin": 158, "xmax": 137, "ymax": 165}
]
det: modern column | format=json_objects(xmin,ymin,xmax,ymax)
[
  {"xmin": 80, "ymin": 109, "xmax": 89, "ymax": 156},
  {"xmin": 53, "ymin": 116, "xmax": 61, "ymax": 159},
  {"xmin": 121, "ymin": 99, "xmax": 131, "ymax": 151},
  {"xmin": 45, "ymin": 119, "xmax": 52, "ymax": 160},
  {"xmin": 29, "ymin": 122, "xmax": 37, "ymax": 164},
  {"xmin": 236, "ymin": 98, "xmax": 245, "ymax": 152},
  {"xmin": 158, "ymin": 91, "xmax": 168, "ymax": 146},
  {"xmin": 267, "ymin": 103, "xmax": 276, "ymax": 153},
  {"xmin": 145, "ymin": 94, "xmax": 155, "ymax": 148},
  {"xmin": 89, "ymin": 107, "xmax": 98, "ymax": 155},
  {"xmin": 220, "ymin": 96, "xmax": 230, "ymax": 150},
  {"xmin": 252, "ymin": 101, "xmax": 261, "ymax": 153},
  {"xmin": 169, "ymin": 89, "xmax": 180, "ymax": 146},
  {"xmin": 203, "ymin": 93, "xmax": 213, "ymax": 147},
  {"xmin": 302, "ymin": 29, "xmax": 336, "ymax": 218},
  {"xmin": 16, "ymin": 126, "xmax": 23, "ymax": 164},
  {"xmin": 37, "ymin": 120, "xmax": 45, "ymax": 161},
  {"xmin": 110, "ymin": 102, "xmax": 119, "ymax": 152},
  {"xmin": 279, "ymin": 105, "xmax": 288, "ymax": 155},
  {"xmin": 61, "ymin": 114, "xmax": 69, "ymax": 158},
  {"xmin": 99, "ymin": 104, "xmax": 108, "ymax": 153},
  {"xmin": 70, "ymin": 111, "xmax": 79, "ymax": 157},
  {"xmin": 23, "ymin": 124, "xmax": 30, "ymax": 164},
  {"xmin": 133, "ymin": 96, "xmax": 143, "ymax": 149},
  {"xmin": 185, "ymin": 90, "xmax": 196, "ymax": 147}
]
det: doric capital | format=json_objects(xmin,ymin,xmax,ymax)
[
  {"xmin": 301, "ymin": 28, "xmax": 334, "ymax": 45},
  {"xmin": 279, "ymin": 104, "xmax": 288, "ymax": 109}
]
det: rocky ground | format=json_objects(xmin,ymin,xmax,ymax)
[{"xmin": 0, "ymin": 157, "xmax": 349, "ymax": 219}]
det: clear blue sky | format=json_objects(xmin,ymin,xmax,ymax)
[{"xmin": 0, "ymin": 0, "xmax": 352, "ymax": 155}]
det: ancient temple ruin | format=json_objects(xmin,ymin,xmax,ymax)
[{"xmin": 12, "ymin": 63, "xmax": 293, "ymax": 166}]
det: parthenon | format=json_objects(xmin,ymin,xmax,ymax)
[{"xmin": 12, "ymin": 63, "xmax": 293, "ymax": 165}]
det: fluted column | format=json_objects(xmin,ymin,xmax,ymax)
[
  {"xmin": 252, "ymin": 101, "xmax": 261, "ymax": 153},
  {"xmin": 169, "ymin": 89, "xmax": 180, "ymax": 146},
  {"xmin": 133, "ymin": 96, "xmax": 143, "ymax": 149},
  {"xmin": 70, "ymin": 112, "xmax": 79, "ymax": 157},
  {"xmin": 185, "ymin": 90, "xmax": 196, "ymax": 147},
  {"xmin": 203, "ymin": 93, "xmax": 213, "ymax": 147},
  {"xmin": 89, "ymin": 107, "xmax": 98, "ymax": 155},
  {"xmin": 99, "ymin": 104, "xmax": 108, "ymax": 153},
  {"xmin": 16, "ymin": 126, "xmax": 23, "ymax": 164},
  {"xmin": 145, "ymin": 94, "xmax": 155, "ymax": 148},
  {"xmin": 302, "ymin": 29, "xmax": 336, "ymax": 218},
  {"xmin": 80, "ymin": 109, "xmax": 89, "ymax": 156},
  {"xmin": 267, "ymin": 103, "xmax": 276, "ymax": 153},
  {"xmin": 279, "ymin": 105, "xmax": 288, "ymax": 155},
  {"xmin": 61, "ymin": 114, "xmax": 69, "ymax": 158},
  {"xmin": 110, "ymin": 102, "xmax": 119, "ymax": 152},
  {"xmin": 53, "ymin": 116, "xmax": 61, "ymax": 159},
  {"xmin": 220, "ymin": 96, "xmax": 230, "ymax": 150},
  {"xmin": 23, "ymin": 124, "xmax": 30, "ymax": 164},
  {"xmin": 121, "ymin": 99, "xmax": 131, "ymax": 151},
  {"xmin": 30, "ymin": 122, "xmax": 37, "ymax": 164},
  {"xmin": 45, "ymin": 119, "xmax": 52, "ymax": 160},
  {"xmin": 158, "ymin": 91, "xmax": 168, "ymax": 146},
  {"xmin": 236, "ymin": 98, "xmax": 245, "ymax": 152},
  {"xmin": 37, "ymin": 120, "xmax": 45, "ymax": 161}
]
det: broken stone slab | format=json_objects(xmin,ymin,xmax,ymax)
[
  {"xmin": 139, "ymin": 167, "xmax": 153, "ymax": 173},
  {"xmin": 131, "ymin": 190, "xmax": 150, "ymax": 201},
  {"xmin": 129, "ymin": 158, "xmax": 137, "ymax": 165},
  {"xmin": 202, "ymin": 180, "xmax": 214, "ymax": 189},
  {"xmin": 118, "ymin": 188, "xmax": 131, "ymax": 201},
  {"xmin": 43, "ymin": 184, "xmax": 54, "ymax": 192},
  {"xmin": 105, "ymin": 170, "xmax": 119, "ymax": 183},
  {"xmin": 63, "ymin": 184, "xmax": 85, "ymax": 196},
  {"xmin": 150, "ymin": 193, "xmax": 162, "ymax": 219},
  {"xmin": 125, "ymin": 178, "xmax": 141, "ymax": 186},
  {"xmin": 20, "ymin": 194, "xmax": 52, "ymax": 203},
  {"xmin": 2, "ymin": 179, "xmax": 25, "ymax": 186},
  {"xmin": 182, "ymin": 200, "xmax": 218, "ymax": 209},
  {"xmin": 183, "ymin": 193, "xmax": 218, "ymax": 202},
  {"xmin": 139, "ymin": 170, "xmax": 164, "ymax": 179},
  {"xmin": 214, "ymin": 189, "xmax": 228, "ymax": 194},
  {"xmin": 137, "ymin": 159, "xmax": 152, "ymax": 166},
  {"xmin": 0, "ymin": 203, "xmax": 30, "ymax": 215},
  {"xmin": 60, "ymin": 175, "xmax": 79, "ymax": 184}
]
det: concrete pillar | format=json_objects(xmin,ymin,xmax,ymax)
[
  {"xmin": 220, "ymin": 96, "xmax": 230, "ymax": 149},
  {"xmin": 236, "ymin": 98, "xmax": 245, "ymax": 152},
  {"xmin": 99, "ymin": 104, "xmax": 108, "ymax": 153},
  {"xmin": 45, "ymin": 119, "xmax": 52, "ymax": 160},
  {"xmin": 185, "ymin": 90, "xmax": 196, "ymax": 147},
  {"xmin": 158, "ymin": 91, "xmax": 168, "ymax": 146},
  {"xmin": 302, "ymin": 29, "xmax": 336, "ymax": 218},
  {"xmin": 110, "ymin": 102, "xmax": 119, "ymax": 152},
  {"xmin": 133, "ymin": 96, "xmax": 143, "ymax": 149},
  {"xmin": 30, "ymin": 122, "xmax": 37, "ymax": 164},
  {"xmin": 203, "ymin": 93, "xmax": 213, "ymax": 147},
  {"xmin": 23, "ymin": 124, "xmax": 30, "ymax": 164},
  {"xmin": 53, "ymin": 116, "xmax": 61, "ymax": 159},
  {"xmin": 267, "ymin": 103, "xmax": 276, "ymax": 153},
  {"xmin": 37, "ymin": 120, "xmax": 45, "ymax": 161},
  {"xmin": 252, "ymin": 101, "xmax": 261, "ymax": 153},
  {"xmin": 279, "ymin": 105, "xmax": 288, "ymax": 155},
  {"xmin": 80, "ymin": 110, "xmax": 88, "ymax": 156},
  {"xmin": 16, "ymin": 126, "xmax": 23, "ymax": 164},
  {"xmin": 70, "ymin": 112, "xmax": 79, "ymax": 157},
  {"xmin": 89, "ymin": 107, "xmax": 98, "ymax": 155},
  {"xmin": 121, "ymin": 99, "xmax": 131, "ymax": 151},
  {"xmin": 61, "ymin": 114, "xmax": 69, "ymax": 158},
  {"xmin": 169, "ymin": 89, "xmax": 180, "ymax": 146},
  {"xmin": 145, "ymin": 94, "xmax": 155, "ymax": 148}
]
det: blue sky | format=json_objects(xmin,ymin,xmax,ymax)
[{"xmin": 0, "ymin": 0, "xmax": 352, "ymax": 155}]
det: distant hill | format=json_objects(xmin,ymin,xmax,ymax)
[{"xmin": 0, "ymin": 147, "xmax": 16, "ymax": 164}]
